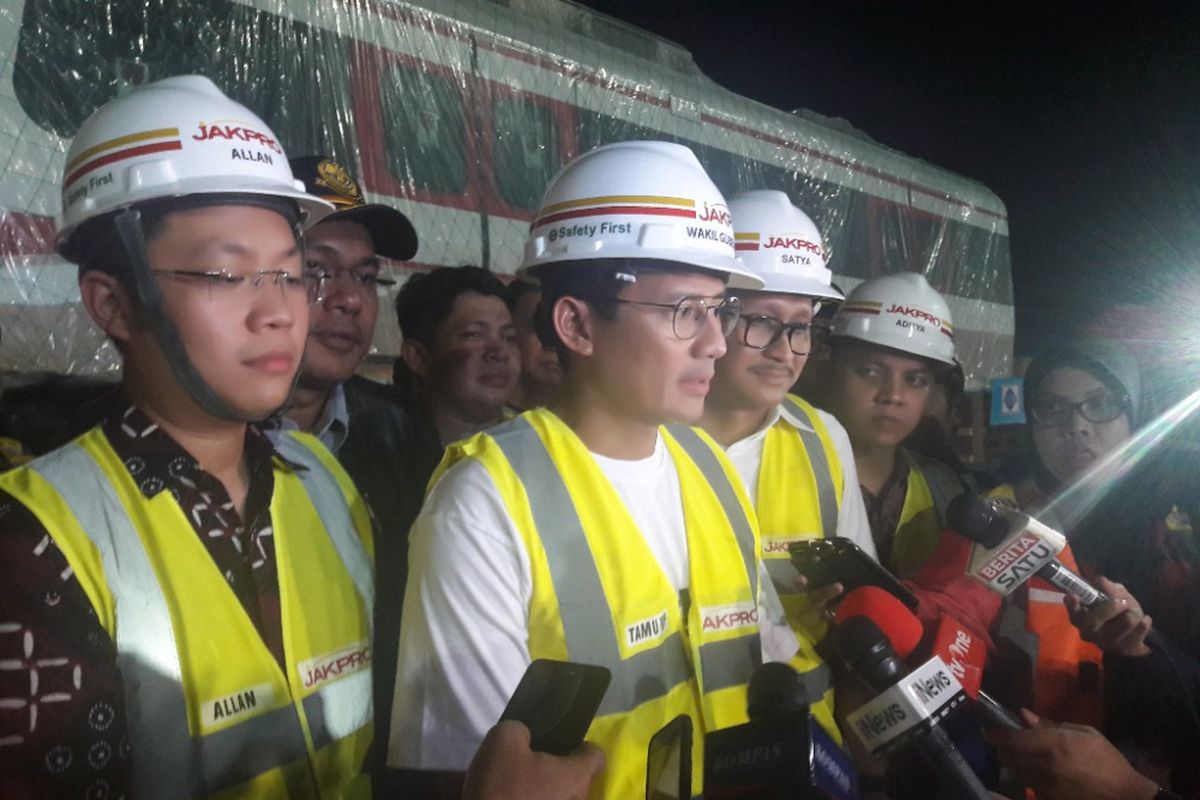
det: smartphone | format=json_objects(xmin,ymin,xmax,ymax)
[
  {"xmin": 789, "ymin": 538, "xmax": 919, "ymax": 609},
  {"xmin": 499, "ymin": 659, "xmax": 611, "ymax": 756},
  {"xmin": 645, "ymin": 715, "xmax": 692, "ymax": 800}
]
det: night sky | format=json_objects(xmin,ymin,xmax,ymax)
[{"xmin": 579, "ymin": 1, "xmax": 1200, "ymax": 354}]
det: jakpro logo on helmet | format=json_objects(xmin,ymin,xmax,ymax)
[
  {"xmin": 888, "ymin": 304, "xmax": 942, "ymax": 328},
  {"xmin": 193, "ymin": 119, "xmax": 283, "ymax": 163},
  {"xmin": 518, "ymin": 141, "xmax": 763, "ymax": 288},
  {"xmin": 57, "ymin": 74, "xmax": 333, "ymax": 260},
  {"xmin": 764, "ymin": 236, "xmax": 824, "ymax": 257}
]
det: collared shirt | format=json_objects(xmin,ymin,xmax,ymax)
[
  {"xmin": 263, "ymin": 382, "xmax": 350, "ymax": 454},
  {"xmin": 0, "ymin": 401, "xmax": 290, "ymax": 799},
  {"xmin": 860, "ymin": 452, "xmax": 912, "ymax": 568},
  {"xmin": 724, "ymin": 403, "xmax": 878, "ymax": 559}
]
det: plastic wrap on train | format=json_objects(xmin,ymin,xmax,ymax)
[{"xmin": 0, "ymin": 0, "xmax": 1013, "ymax": 389}]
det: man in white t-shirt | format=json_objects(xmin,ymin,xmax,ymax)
[
  {"xmin": 388, "ymin": 142, "xmax": 807, "ymax": 798},
  {"xmin": 699, "ymin": 190, "xmax": 875, "ymax": 743}
]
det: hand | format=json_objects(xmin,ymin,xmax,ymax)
[
  {"xmin": 793, "ymin": 574, "xmax": 845, "ymax": 625},
  {"xmin": 1064, "ymin": 576, "xmax": 1153, "ymax": 657},
  {"xmin": 983, "ymin": 709, "xmax": 1159, "ymax": 800},
  {"xmin": 462, "ymin": 721, "xmax": 605, "ymax": 800}
]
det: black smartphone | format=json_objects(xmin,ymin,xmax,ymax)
[
  {"xmin": 789, "ymin": 538, "xmax": 919, "ymax": 609},
  {"xmin": 499, "ymin": 659, "xmax": 611, "ymax": 756},
  {"xmin": 645, "ymin": 715, "xmax": 692, "ymax": 800}
]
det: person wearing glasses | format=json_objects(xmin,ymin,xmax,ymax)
[
  {"xmin": 272, "ymin": 156, "xmax": 418, "ymax": 452},
  {"xmin": 1005, "ymin": 341, "xmax": 1200, "ymax": 796},
  {"xmin": 267, "ymin": 155, "xmax": 448, "ymax": 799},
  {"xmin": 388, "ymin": 142, "xmax": 808, "ymax": 798},
  {"xmin": 697, "ymin": 191, "xmax": 873, "ymax": 742},
  {"xmin": 0, "ymin": 77, "xmax": 379, "ymax": 797}
]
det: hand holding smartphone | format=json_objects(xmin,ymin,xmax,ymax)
[
  {"xmin": 499, "ymin": 659, "xmax": 611, "ymax": 756},
  {"xmin": 789, "ymin": 538, "xmax": 919, "ymax": 610}
]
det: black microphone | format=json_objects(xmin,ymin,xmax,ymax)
[
  {"xmin": 947, "ymin": 492, "xmax": 1110, "ymax": 607},
  {"xmin": 832, "ymin": 616, "xmax": 993, "ymax": 800},
  {"xmin": 704, "ymin": 662, "xmax": 857, "ymax": 799}
]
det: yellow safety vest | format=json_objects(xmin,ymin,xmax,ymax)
[
  {"xmin": 889, "ymin": 449, "xmax": 965, "ymax": 578},
  {"xmin": 754, "ymin": 395, "xmax": 844, "ymax": 742},
  {"xmin": 1, "ymin": 427, "xmax": 375, "ymax": 799},
  {"xmin": 436, "ymin": 409, "xmax": 762, "ymax": 799}
]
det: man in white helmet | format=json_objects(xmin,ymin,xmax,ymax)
[
  {"xmin": 390, "ymin": 142, "xmax": 808, "ymax": 798},
  {"xmin": 0, "ymin": 76, "xmax": 379, "ymax": 797},
  {"xmin": 0, "ymin": 78, "xmax": 595, "ymax": 800},
  {"xmin": 821, "ymin": 273, "xmax": 967, "ymax": 576},
  {"xmin": 699, "ymin": 190, "xmax": 875, "ymax": 742}
]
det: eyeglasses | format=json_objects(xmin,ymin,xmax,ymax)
[
  {"xmin": 1030, "ymin": 394, "xmax": 1128, "ymax": 427},
  {"xmin": 307, "ymin": 264, "xmax": 397, "ymax": 296},
  {"xmin": 614, "ymin": 295, "xmax": 742, "ymax": 340},
  {"xmin": 740, "ymin": 314, "xmax": 812, "ymax": 356},
  {"xmin": 151, "ymin": 269, "xmax": 320, "ymax": 304}
]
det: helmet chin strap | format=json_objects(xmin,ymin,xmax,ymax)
[{"xmin": 115, "ymin": 209, "xmax": 256, "ymax": 424}]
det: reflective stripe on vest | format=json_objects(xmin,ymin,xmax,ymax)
[
  {"xmin": 448, "ymin": 410, "xmax": 760, "ymax": 798},
  {"xmin": 760, "ymin": 398, "xmax": 841, "ymax": 596},
  {"xmin": 23, "ymin": 434, "xmax": 372, "ymax": 798},
  {"xmin": 276, "ymin": 434, "xmax": 374, "ymax": 623},
  {"xmin": 490, "ymin": 418, "xmax": 759, "ymax": 713},
  {"xmin": 781, "ymin": 397, "xmax": 838, "ymax": 539},
  {"xmin": 665, "ymin": 424, "xmax": 757, "ymax": 593}
]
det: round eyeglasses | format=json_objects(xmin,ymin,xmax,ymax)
[
  {"xmin": 739, "ymin": 314, "xmax": 812, "ymax": 356},
  {"xmin": 614, "ymin": 295, "xmax": 742, "ymax": 340},
  {"xmin": 1030, "ymin": 394, "xmax": 1128, "ymax": 427}
]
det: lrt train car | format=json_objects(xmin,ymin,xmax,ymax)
[{"xmin": 0, "ymin": 0, "xmax": 1012, "ymax": 390}]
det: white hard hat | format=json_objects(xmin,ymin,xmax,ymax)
[
  {"xmin": 728, "ymin": 190, "xmax": 843, "ymax": 301},
  {"xmin": 56, "ymin": 75, "xmax": 332, "ymax": 252},
  {"xmin": 830, "ymin": 272, "xmax": 956, "ymax": 365},
  {"xmin": 519, "ymin": 141, "xmax": 764, "ymax": 289}
]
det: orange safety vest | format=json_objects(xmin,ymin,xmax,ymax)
[{"xmin": 989, "ymin": 485, "xmax": 1104, "ymax": 727}]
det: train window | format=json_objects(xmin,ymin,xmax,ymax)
[
  {"xmin": 493, "ymin": 95, "xmax": 560, "ymax": 210},
  {"xmin": 381, "ymin": 64, "xmax": 467, "ymax": 195},
  {"xmin": 13, "ymin": 0, "xmax": 354, "ymax": 160},
  {"xmin": 694, "ymin": 145, "xmax": 741, "ymax": 197},
  {"xmin": 578, "ymin": 110, "xmax": 674, "ymax": 151}
]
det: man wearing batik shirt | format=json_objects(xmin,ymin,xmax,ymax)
[{"xmin": 0, "ymin": 76, "xmax": 375, "ymax": 798}]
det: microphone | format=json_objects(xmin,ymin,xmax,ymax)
[
  {"xmin": 837, "ymin": 586, "xmax": 1022, "ymax": 731},
  {"xmin": 832, "ymin": 616, "xmax": 994, "ymax": 799},
  {"xmin": 947, "ymin": 492, "xmax": 1110, "ymax": 607},
  {"xmin": 704, "ymin": 662, "xmax": 857, "ymax": 799}
]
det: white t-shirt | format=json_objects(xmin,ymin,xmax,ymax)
[
  {"xmin": 387, "ymin": 432, "xmax": 798, "ymax": 771},
  {"xmin": 724, "ymin": 403, "xmax": 878, "ymax": 560}
]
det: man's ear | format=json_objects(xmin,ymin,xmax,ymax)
[
  {"xmin": 400, "ymin": 338, "xmax": 431, "ymax": 378},
  {"xmin": 79, "ymin": 270, "xmax": 137, "ymax": 345},
  {"xmin": 551, "ymin": 296, "xmax": 596, "ymax": 359}
]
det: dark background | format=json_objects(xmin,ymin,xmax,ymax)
[{"xmin": 578, "ymin": 0, "xmax": 1200, "ymax": 353}]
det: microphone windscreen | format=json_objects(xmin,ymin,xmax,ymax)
[
  {"xmin": 746, "ymin": 662, "xmax": 807, "ymax": 721},
  {"xmin": 836, "ymin": 585, "xmax": 923, "ymax": 659},
  {"xmin": 946, "ymin": 492, "xmax": 1010, "ymax": 548}
]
